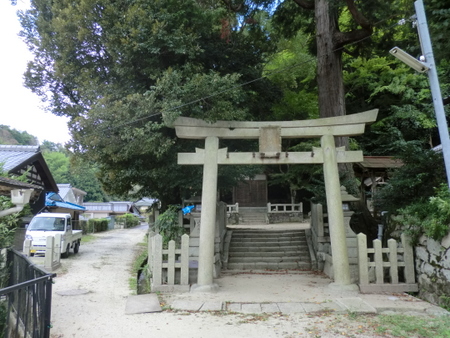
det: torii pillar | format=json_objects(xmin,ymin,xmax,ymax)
[
  {"xmin": 193, "ymin": 136, "xmax": 220, "ymax": 292},
  {"xmin": 173, "ymin": 109, "xmax": 378, "ymax": 292}
]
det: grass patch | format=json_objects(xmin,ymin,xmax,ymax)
[
  {"xmin": 376, "ymin": 314, "xmax": 450, "ymax": 338},
  {"xmin": 128, "ymin": 236, "xmax": 148, "ymax": 293},
  {"xmin": 81, "ymin": 234, "xmax": 96, "ymax": 243}
]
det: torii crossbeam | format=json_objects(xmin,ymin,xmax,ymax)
[{"xmin": 174, "ymin": 109, "xmax": 378, "ymax": 292}]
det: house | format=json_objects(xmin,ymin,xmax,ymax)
[
  {"xmin": 82, "ymin": 201, "xmax": 141, "ymax": 220},
  {"xmin": 44, "ymin": 191, "xmax": 86, "ymax": 219},
  {"xmin": 0, "ymin": 145, "xmax": 58, "ymax": 214},
  {"xmin": 134, "ymin": 197, "xmax": 158, "ymax": 213},
  {"xmin": 57, "ymin": 183, "xmax": 87, "ymax": 206}
]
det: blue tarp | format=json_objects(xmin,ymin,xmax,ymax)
[{"xmin": 45, "ymin": 192, "xmax": 86, "ymax": 211}]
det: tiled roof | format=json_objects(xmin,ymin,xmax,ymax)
[
  {"xmin": 0, "ymin": 176, "xmax": 43, "ymax": 196},
  {"xmin": 0, "ymin": 145, "xmax": 40, "ymax": 171},
  {"xmin": 358, "ymin": 156, "xmax": 403, "ymax": 169}
]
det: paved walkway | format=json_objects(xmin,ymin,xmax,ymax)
[
  {"xmin": 159, "ymin": 269, "xmax": 449, "ymax": 317},
  {"xmin": 169, "ymin": 295, "xmax": 448, "ymax": 316}
]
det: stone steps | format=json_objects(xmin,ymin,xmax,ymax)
[{"xmin": 227, "ymin": 229, "xmax": 311, "ymax": 271}]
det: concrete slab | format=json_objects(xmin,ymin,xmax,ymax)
[
  {"xmin": 170, "ymin": 300, "xmax": 204, "ymax": 311},
  {"xmin": 261, "ymin": 303, "xmax": 280, "ymax": 313},
  {"xmin": 335, "ymin": 297, "xmax": 377, "ymax": 314},
  {"xmin": 277, "ymin": 302, "xmax": 306, "ymax": 314},
  {"xmin": 319, "ymin": 301, "xmax": 346, "ymax": 313},
  {"xmin": 227, "ymin": 303, "xmax": 242, "ymax": 312},
  {"xmin": 199, "ymin": 301, "xmax": 223, "ymax": 311},
  {"xmin": 125, "ymin": 294, "xmax": 162, "ymax": 315},
  {"xmin": 240, "ymin": 303, "xmax": 262, "ymax": 314},
  {"xmin": 301, "ymin": 302, "xmax": 327, "ymax": 313}
]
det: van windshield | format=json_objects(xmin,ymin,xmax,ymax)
[{"xmin": 28, "ymin": 217, "xmax": 66, "ymax": 231}]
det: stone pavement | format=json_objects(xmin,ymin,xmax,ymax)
[
  {"xmin": 169, "ymin": 295, "xmax": 448, "ymax": 316},
  {"xmin": 160, "ymin": 270, "xmax": 449, "ymax": 317}
]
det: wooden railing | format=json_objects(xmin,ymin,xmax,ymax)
[
  {"xmin": 148, "ymin": 232, "xmax": 190, "ymax": 292},
  {"xmin": 357, "ymin": 233, "xmax": 418, "ymax": 293}
]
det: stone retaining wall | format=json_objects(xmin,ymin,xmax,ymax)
[
  {"xmin": 267, "ymin": 212, "xmax": 303, "ymax": 223},
  {"xmin": 415, "ymin": 234, "xmax": 450, "ymax": 307}
]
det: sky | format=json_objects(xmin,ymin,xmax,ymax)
[{"xmin": 0, "ymin": 0, "xmax": 70, "ymax": 145}]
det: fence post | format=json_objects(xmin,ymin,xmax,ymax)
[
  {"xmin": 388, "ymin": 238, "xmax": 399, "ymax": 284},
  {"xmin": 267, "ymin": 202, "xmax": 271, "ymax": 213},
  {"xmin": 373, "ymin": 239, "xmax": 384, "ymax": 284},
  {"xmin": 152, "ymin": 235, "xmax": 163, "ymax": 286},
  {"xmin": 180, "ymin": 234, "xmax": 189, "ymax": 285},
  {"xmin": 168, "ymin": 240, "xmax": 175, "ymax": 285},
  {"xmin": 23, "ymin": 239, "xmax": 32, "ymax": 257},
  {"xmin": 402, "ymin": 233, "xmax": 415, "ymax": 284},
  {"xmin": 147, "ymin": 231, "xmax": 156, "ymax": 276},
  {"xmin": 54, "ymin": 234, "xmax": 61, "ymax": 263},
  {"xmin": 357, "ymin": 233, "xmax": 369, "ymax": 285},
  {"xmin": 44, "ymin": 236, "xmax": 55, "ymax": 270}
]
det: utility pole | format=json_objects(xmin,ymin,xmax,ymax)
[
  {"xmin": 415, "ymin": 0, "xmax": 450, "ymax": 189},
  {"xmin": 390, "ymin": 0, "xmax": 450, "ymax": 189}
]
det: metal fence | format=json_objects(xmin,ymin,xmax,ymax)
[{"xmin": 0, "ymin": 249, "xmax": 55, "ymax": 338}]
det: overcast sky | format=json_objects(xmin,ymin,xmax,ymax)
[{"xmin": 0, "ymin": 0, "xmax": 70, "ymax": 145}]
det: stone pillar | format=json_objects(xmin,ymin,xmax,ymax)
[
  {"xmin": 193, "ymin": 136, "xmax": 219, "ymax": 292},
  {"xmin": 321, "ymin": 134, "xmax": 354, "ymax": 288}
]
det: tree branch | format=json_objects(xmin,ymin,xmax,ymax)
[
  {"xmin": 334, "ymin": 28, "xmax": 372, "ymax": 49},
  {"xmin": 292, "ymin": 0, "xmax": 314, "ymax": 10},
  {"xmin": 221, "ymin": 0, "xmax": 243, "ymax": 12},
  {"xmin": 345, "ymin": 0, "xmax": 372, "ymax": 30}
]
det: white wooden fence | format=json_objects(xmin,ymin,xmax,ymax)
[
  {"xmin": 148, "ymin": 232, "xmax": 190, "ymax": 292},
  {"xmin": 357, "ymin": 233, "xmax": 418, "ymax": 293},
  {"xmin": 267, "ymin": 202, "xmax": 302, "ymax": 213}
]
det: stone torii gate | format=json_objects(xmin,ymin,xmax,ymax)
[{"xmin": 174, "ymin": 109, "xmax": 378, "ymax": 292}]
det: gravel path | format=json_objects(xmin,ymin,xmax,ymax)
[{"xmin": 49, "ymin": 224, "xmax": 403, "ymax": 338}]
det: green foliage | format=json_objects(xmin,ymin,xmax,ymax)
[
  {"xmin": 0, "ymin": 125, "xmax": 38, "ymax": 145},
  {"xmin": 391, "ymin": 185, "xmax": 450, "ymax": 243},
  {"xmin": 19, "ymin": 0, "xmax": 278, "ymax": 206},
  {"xmin": 153, "ymin": 205, "xmax": 185, "ymax": 245},
  {"xmin": 116, "ymin": 213, "xmax": 139, "ymax": 228},
  {"xmin": 0, "ymin": 196, "xmax": 23, "ymax": 291},
  {"xmin": 86, "ymin": 218, "xmax": 108, "ymax": 233},
  {"xmin": 376, "ymin": 314, "xmax": 450, "ymax": 338},
  {"xmin": 43, "ymin": 151, "xmax": 71, "ymax": 183},
  {"xmin": 376, "ymin": 145, "xmax": 446, "ymax": 213}
]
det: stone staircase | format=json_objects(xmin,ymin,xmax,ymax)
[
  {"xmin": 239, "ymin": 207, "xmax": 267, "ymax": 225},
  {"xmin": 227, "ymin": 229, "xmax": 312, "ymax": 270}
]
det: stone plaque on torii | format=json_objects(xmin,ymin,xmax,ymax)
[{"xmin": 174, "ymin": 109, "xmax": 378, "ymax": 292}]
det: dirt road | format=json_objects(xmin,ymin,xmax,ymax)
[{"xmin": 49, "ymin": 224, "xmax": 416, "ymax": 338}]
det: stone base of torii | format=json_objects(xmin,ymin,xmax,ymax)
[{"xmin": 172, "ymin": 109, "xmax": 378, "ymax": 292}]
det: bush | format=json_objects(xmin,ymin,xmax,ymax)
[
  {"xmin": 392, "ymin": 184, "xmax": 450, "ymax": 244},
  {"xmin": 116, "ymin": 214, "xmax": 139, "ymax": 228},
  {"xmin": 86, "ymin": 218, "xmax": 108, "ymax": 233},
  {"xmin": 152, "ymin": 205, "xmax": 185, "ymax": 245}
]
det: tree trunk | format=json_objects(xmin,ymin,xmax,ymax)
[{"xmin": 314, "ymin": 0, "xmax": 377, "ymax": 238}]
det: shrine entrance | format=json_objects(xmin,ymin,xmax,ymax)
[{"xmin": 173, "ymin": 109, "xmax": 378, "ymax": 292}]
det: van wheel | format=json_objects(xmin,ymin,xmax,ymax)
[
  {"xmin": 73, "ymin": 242, "xmax": 79, "ymax": 254},
  {"xmin": 61, "ymin": 244, "xmax": 70, "ymax": 258}
]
